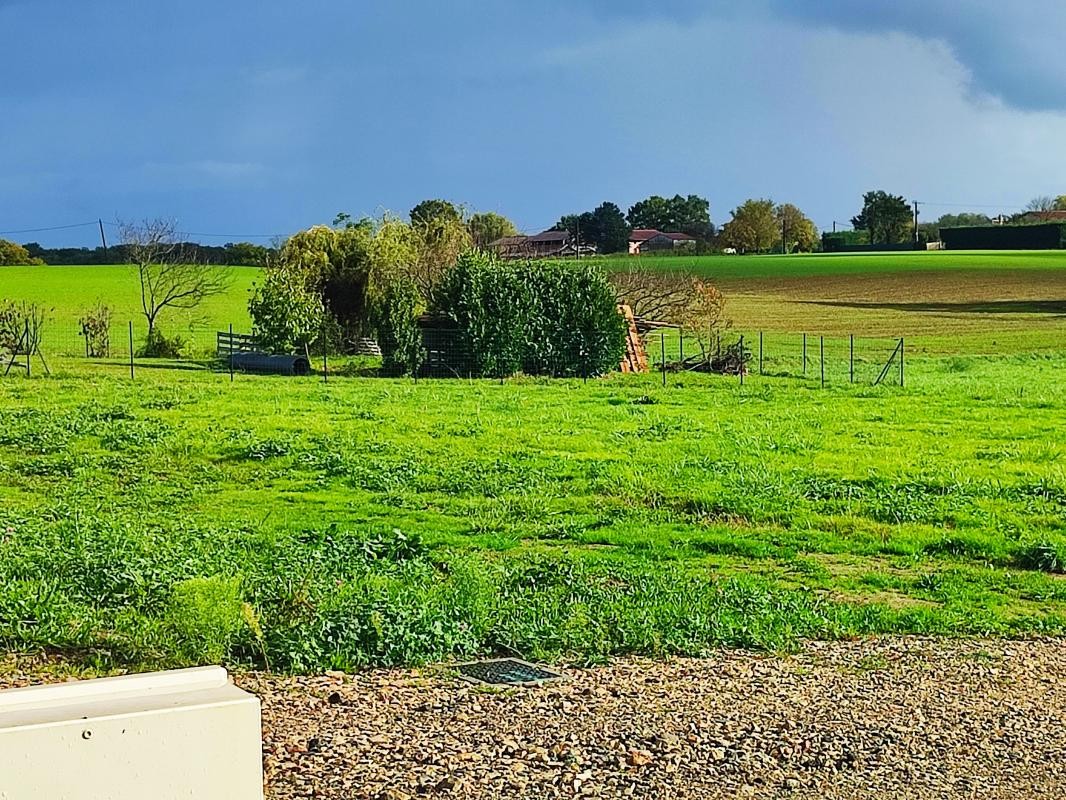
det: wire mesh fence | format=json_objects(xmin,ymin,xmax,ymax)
[
  {"xmin": 3, "ymin": 314, "xmax": 906, "ymax": 389},
  {"xmin": 644, "ymin": 329, "xmax": 906, "ymax": 386}
]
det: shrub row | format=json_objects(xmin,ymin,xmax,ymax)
[{"xmin": 416, "ymin": 251, "xmax": 626, "ymax": 378}]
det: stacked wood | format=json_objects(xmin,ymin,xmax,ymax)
[{"xmin": 618, "ymin": 304, "xmax": 649, "ymax": 373}]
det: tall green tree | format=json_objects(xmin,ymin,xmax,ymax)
[
  {"xmin": 410, "ymin": 199, "xmax": 462, "ymax": 226},
  {"xmin": 625, "ymin": 196, "xmax": 672, "ymax": 231},
  {"xmin": 851, "ymin": 191, "xmax": 913, "ymax": 245},
  {"xmin": 775, "ymin": 203, "xmax": 818, "ymax": 253},
  {"xmin": 626, "ymin": 194, "xmax": 712, "ymax": 239},
  {"xmin": 1055, "ymin": 195, "xmax": 1066, "ymax": 211},
  {"xmin": 555, "ymin": 202, "xmax": 631, "ymax": 253},
  {"xmin": 591, "ymin": 202, "xmax": 631, "ymax": 253},
  {"xmin": 468, "ymin": 212, "xmax": 518, "ymax": 248},
  {"xmin": 719, "ymin": 199, "xmax": 777, "ymax": 253}
]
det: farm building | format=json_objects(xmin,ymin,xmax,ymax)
[
  {"xmin": 628, "ymin": 229, "xmax": 697, "ymax": 255},
  {"xmin": 489, "ymin": 235, "xmax": 532, "ymax": 259},
  {"xmin": 490, "ymin": 230, "xmax": 595, "ymax": 259}
]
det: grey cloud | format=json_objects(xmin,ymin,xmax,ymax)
[
  {"xmin": 565, "ymin": 0, "xmax": 1066, "ymax": 111},
  {"xmin": 765, "ymin": 0, "xmax": 1066, "ymax": 111}
]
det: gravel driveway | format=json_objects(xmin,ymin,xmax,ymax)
[
  {"xmin": 244, "ymin": 638, "xmax": 1065, "ymax": 799},
  {"xmin": 4, "ymin": 638, "xmax": 1064, "ymax": 799}
]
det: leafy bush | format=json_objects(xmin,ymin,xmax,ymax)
[
  {"xmin": 370, "ymin": 277, "xmax": 423, "ymax": 375},
  {"xmin": 248, "ymin": 261, "xmax": 325, "ymax": 354},
  {"xmin": 78, "ymin": 304, "xmax": 112, "ymax": 357},
  {"xmin": 523, "ymin": 261, "xmax": 627, "ymax": 377},
  {"xmin": 0, "ymin": 300, "xmax": 46, "ymax": 354},
  {"xmin": 138, "ymin": 328, "xmax": 186, "ymax": 358},
  {"xmin": 1015, "ymin": 541, "xmax": 1065, "ymax": 574},
  {"xmin": 0, "ymin": 239, "xmax": 44, "ymax": 266},
  {"xmin": 431, "ymin": 251, "xmax": 626, "ymax": 378},
  {"xmin": 433, "ymin": 251, "xmax": 532, "ymax": 378}
]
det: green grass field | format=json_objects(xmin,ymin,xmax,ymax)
[
  {"xmin": 1, "ymin": 252, "xmax": 1064, "ymax": 672},
  {"xmin": 3, "ymin": 250, "xmax": 1064, "ymax": 356},
  {"xmin": 0, "ymin": 264, "xmax": 258, "ymax": 355}
]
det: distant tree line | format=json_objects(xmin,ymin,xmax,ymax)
[{"xmin": 16, "ymin": 240, "xmax": 277, "ymax": 266}]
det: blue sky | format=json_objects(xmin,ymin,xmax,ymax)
[{"xmin": 3, "ymin": 0, "xmax": 1066, "ymax": 246}]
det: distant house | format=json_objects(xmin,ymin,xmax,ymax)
[
  {"xmin": 628, "ymin": 229, "xmax": 697, "ymax": 255},
  {"xmin": 489, "ymin": 235, "xmax": 532, "ymax": 259},
  {"xmin": 491, "ymin": 230, "xmax": 595, "ymax": 259},
  {"xmin": 1021, "ymin": 210, "xmax": 1066, "ymax": 223},
  {"xmin": 526, "ymin": 229, "xmax": 573, "ymax": 257}
]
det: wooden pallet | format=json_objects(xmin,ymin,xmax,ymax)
[{"xmin": 618, "ymin": 304, "xmax": 648, "ymax": 374}]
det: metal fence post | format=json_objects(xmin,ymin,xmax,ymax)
[
  {"xmin": 229, "ymin": 323, "xmax": 234, "ymax": 382},
  {"xmin": 739, "ymin": 335, "xmax": 744, "ymax": 386},
  {"xmin": 802, "ymin": 333, "xmax": 807, "ymax": 376},
  {"xmin": 900, "ymin": 337, "xmax": 905, "ymax": 387},
  {"xmin": 660, "ymin": 332, "xmax": 666, "ymax": 387},
  {"xmin": 24, "ymin": 323, "xmax": 30, "ymax": 377},
  {"xmin": 820, "ymin": 336, "xmax": 825, "ymax": 388},
  {"xmin": 849, "ymin": 334, "xmax": 854, "ymax": 383},
  {"xmin": 129, "ymin": 321, "xmax": 134, "ymax": 380},
  {"xmin": 678, "ymin": 332, "xmax": 684, "ymax": 366},
  {"xmin": 758, "ymin": 331, "xmax": 763, "ymax": 375}
]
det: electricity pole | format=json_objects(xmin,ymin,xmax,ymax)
[{"xmin": 912, "ymin": 201, "xmax": 920, "ymax": 247}]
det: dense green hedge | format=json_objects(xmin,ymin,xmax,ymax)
[
  {"xmin": 370, "ymin": 278, "xmax": 423, "ymax": 375},
  {"xmin": 431, "ymin": 251, "xmax": 626, "ymax": 378},
  {"xmin": 940, "ymin": 223, "xmax": 1066, "ymax": 250}
]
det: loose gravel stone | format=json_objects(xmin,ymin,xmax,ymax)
[{"xmin": 2, "ymin": 638, "xmax": 1064, "ymax": 798}]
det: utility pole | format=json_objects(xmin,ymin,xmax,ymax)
[
  {"xmin": 98, "ymin": 219, "xmax": 109, "ymax": 260},
  {"xmin": 912, "ymin": 201, "xmax": 920, "ymax": 247}
]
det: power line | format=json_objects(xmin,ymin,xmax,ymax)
[
  {"xmin": 98, "ymin": 221, "xmax": 286, "ymax": 240},
  {"xmin": 0, "ymin": 221, "xmax": 99, "ymax": 235},
  {"xmin": 915, "ymin": 200, "xmax": 1027, "ymax": 210}
]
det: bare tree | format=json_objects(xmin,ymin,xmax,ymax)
[
  {"xmin": 120, "ymin": 219, "xmax": 230, "ymax": 342},
  {"xmin": 609, "ymin": 266, "xmax": 728, "ymax": 358},
  {"xmin": 1025, "ymin": 195, "xmax": 1056, "ymax": 213}
]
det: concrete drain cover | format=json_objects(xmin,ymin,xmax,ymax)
[{"xmin": 454, "ymin": 658, "xmax": 565, "ymax": 687}]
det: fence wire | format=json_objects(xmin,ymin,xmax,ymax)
[
  {"xmin": 644, "ymin": 329, "xmax": 905, "ymax": 386},
  {"xmin": 4, "ymin": 314, "xmax": 906, "ymax": 388}
]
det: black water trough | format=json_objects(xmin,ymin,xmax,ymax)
[{"xmin": 230, "ymin": 352, "xmax": 312, "ymax": 376}]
